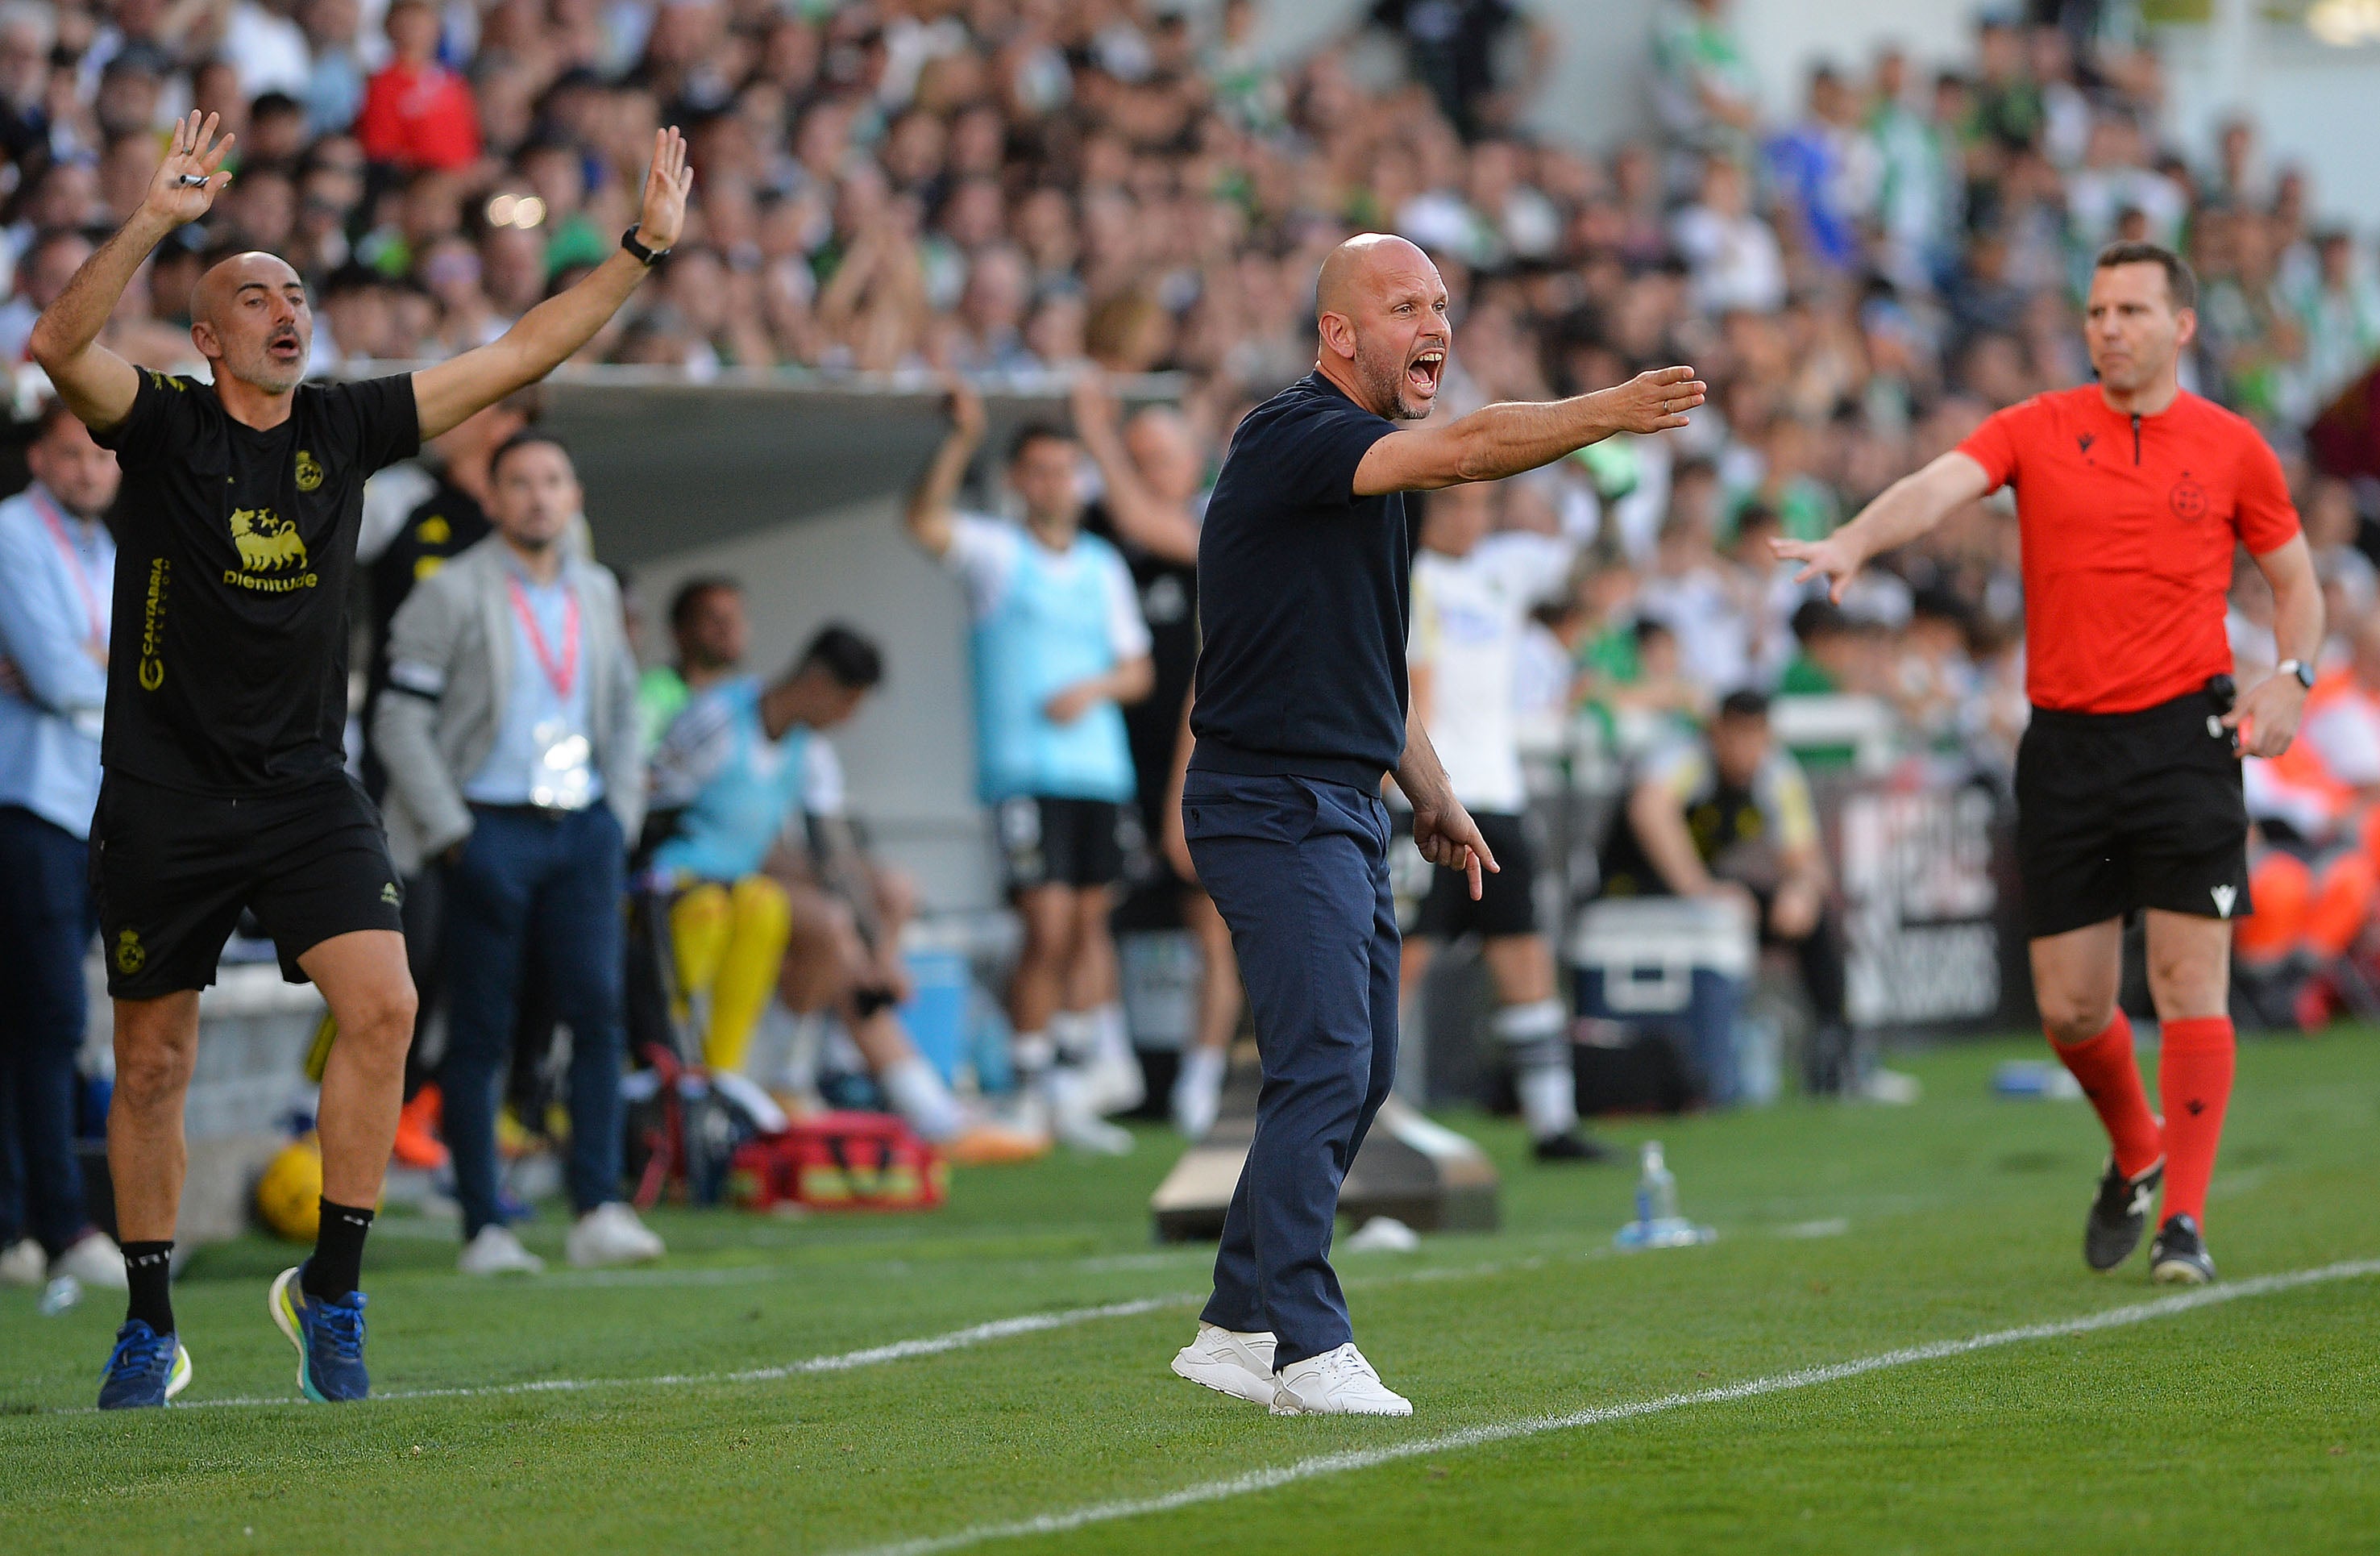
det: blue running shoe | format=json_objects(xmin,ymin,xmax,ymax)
[
  {"xmin": 98, "ymin": 1321, "xmax": 193, "ymax": 1408},
  {"xmin": 270, "ymin": 1265, "xmax": 370, "ymax": 1402}
]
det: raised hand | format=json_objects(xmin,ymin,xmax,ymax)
[
  {"xmin": 143, "ymin": 111, "xmax": 235, "ymax": 228},
  {"xmin": 940, "ymin": 369, "xmax": 986, "ymax": 444},
  {"xmin": 1603, "ymin": 365, "xmax": 1707, "ymax": 434},
  {"xmin": 635, "ymin": 127, "xmax": 696, "ymax": 252}
]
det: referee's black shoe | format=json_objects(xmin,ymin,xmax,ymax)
[
  {"xmin": 1532, "ymin": 1130, "xmax": 1610, "ymax": 1164},
  {"xmin": 2084, "ymin": 1155, "xmax": 2164, "ymax": 1271},
  {"xmin": 2149, "ymin": 1213, "xmax": 2218, "ymax": 1285}
]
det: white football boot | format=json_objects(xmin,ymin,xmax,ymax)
[
  {"xmin": 1169, "ymin": 1322, "xmax": 1278, "ymax": 1405},
  {"xmin": 1270, "ymin": 1343, "xmax": 1413, "ymax": 1417}
]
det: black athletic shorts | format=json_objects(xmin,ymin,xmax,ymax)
[
  {"xmin": 2015, "ymin": 685, "xmax": 2250, "ymax": 940},
  {"xmin": 92, "ymin": 771, "xmax": 406, "ymax": 997},
  {"xmin": 995, "ymin": 794, "xmax": 1141, "ymax": 892},
  {"xmin": 1395, "ymin": 809, "xmax": 1540, "ymax": 939}
]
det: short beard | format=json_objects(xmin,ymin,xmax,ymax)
[
  {"xmin": 234, "ymin": 346, "xmax": 307, "ymax": 396},
  {"xmin": 1358, "ymin": 350, "xmax": 1427, "ymax": 422}
]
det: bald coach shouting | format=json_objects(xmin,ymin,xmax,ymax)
[{"xmin": 1166, "ymin": 235, "xmax": 1703, "ymax": 1416}]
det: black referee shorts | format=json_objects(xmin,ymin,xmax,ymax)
[
  {"xmin": 92, "ymin": 772, "xmax": 406, "ymax": 998},
  {"xmin": 1396, "ymin": 809, "xmax": 1541, "ymax": 940},
  {"xmin": 2015, "ymin": 685, "xmax": 2250, "ymax": 940}
]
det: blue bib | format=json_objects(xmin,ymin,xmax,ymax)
[
  {"xmin": 654, "ymin": 677, "xmax": 810, "ymax": 881},
  {"xmin": 970, "ymin": 532, "xmax": 1136, "ymax": 804}
]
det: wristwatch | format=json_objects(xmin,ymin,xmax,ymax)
[
  {"xmin": 2278, "ymin": 659, "xmax": 2316, "ymax": 690},
  {"xmin": 620, "ymin": 224, "xmax": 669, "ymax": 267}
]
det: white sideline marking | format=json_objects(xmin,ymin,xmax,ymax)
[
  {"xmin": 104, "ymin": 1249, "xmax": 1573, "ymax": 1412},
  {"xmin": 835, "ymin": 1257, "xmax": 2380, "ymax": 1556},
  {"xmin": 168, "ymin": 1293, "xmax": 1202, "ymax": 1411}
]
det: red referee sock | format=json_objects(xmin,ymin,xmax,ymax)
[
  {"xmin": 2048, "ymin": 1011, "xmax": 2162, "ymax": 1179},
  {"xmin": 2158, "ymin": 1016, "xmax": 2237, "ymax": 1227}
]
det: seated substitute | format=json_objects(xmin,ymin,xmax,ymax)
[
  {"xmin": 647, "ymin": 625, "xmax": 1040, "ymax": 1161},
  {"xmin": 1596, "ymin": 689, "xmax": 1856, "ymax": 1095}
]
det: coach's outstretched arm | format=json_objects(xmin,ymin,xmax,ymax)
[
  {"xmin": 30, "ymin": 110, "xmax": 235, "ymax": 431},
  {"xmin": 1771, "ymin": 449, "xmax": 1994, "ymax": 602},
  {"xmin": 412, "ymin": 128, "xmax": 692, "ymax": 441},
  {"xmin": 1354, "ymin": 367, "xmax": 1707, "ymax": 495}
]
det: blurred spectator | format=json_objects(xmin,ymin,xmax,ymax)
[
  {"xmin": 0, "ymin": 402, "xmax": 128, "ymax": 1295},
  {"xmin": 1596, "ymin": 690, "xmax": 1857, "ymax": 1093},
  {"xmin": 355, "ymin": 0, "xmax": 480, "ymax": 173}
]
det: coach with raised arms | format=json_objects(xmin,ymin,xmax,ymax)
[{"xmin": 30, "ymin": 110, "xmax": 693, "ymax": 1408}]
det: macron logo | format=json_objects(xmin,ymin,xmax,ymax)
[{"xmin": 2211, "ymin": 884, "xmax": 2237, "ymax": 918}]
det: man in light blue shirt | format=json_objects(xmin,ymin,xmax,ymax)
[
  {"xmin": 904, "ymin": 387, "xmax": 1155, "ymax": 1155},
  {"xmin": 0, "ymin": 402, "xmax": 131, "ymax": 1291}
]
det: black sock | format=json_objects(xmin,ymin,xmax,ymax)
[
  {"xmin": 304, "ymin": 1200, "xmax": 375, "ymax": 1299},
  {"xmin": 123, "ymin": 1242, "xmax": 174, "ymax": 1333}
]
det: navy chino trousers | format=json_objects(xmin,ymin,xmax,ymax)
[
  {"xmin": 1182, "ymin": 772, "xmax": 1399, "ymax": 1368},
  {"xmin": 440, "ymin": 804, "xmax": 629, "ymax": 1240},
  {"xmin": 0, "ymin": 805, "xmax": 98, "ymax": 1258}
]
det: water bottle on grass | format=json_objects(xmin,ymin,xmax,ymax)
[{"xmin": 1615, "ymin": 1139, "xmax": 1715, "ymax": 1250}]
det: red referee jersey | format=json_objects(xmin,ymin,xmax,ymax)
[{"xmin": 1957, "ymin": 385, "xmax": 2299, "ymax": 714}]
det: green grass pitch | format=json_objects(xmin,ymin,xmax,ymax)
[{"xmin": 5, "ymin": 1030, "xmax": 2378, "ymax": 1554}]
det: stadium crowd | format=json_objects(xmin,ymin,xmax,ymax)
[{"xmin": 3, "ymin": 0, "xmax": 2379, "ymax": 1285}]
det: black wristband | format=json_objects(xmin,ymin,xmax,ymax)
[{"xmin": 621, "ymin": 225, "xmax": 667, "ymax": 266}]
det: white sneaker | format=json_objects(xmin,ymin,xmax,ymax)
[
  {"xmin": 1270, "ymin": 1342, "xmax": 1413, "ymax": 1417},
  {"xmin": 458, "ymin": 1225, "xmax": 546, "ymax": 1276},
  {"xmin": 1082, "ymin": 1025, "xmax": 1147, "ymax": 1117},
  {"xmin": 566, "ymin": 1202, "xmax": 665, "ymax": 1268},
  {"xmin": 1045, "ymin": 1071, "xmax": 1135, "ymax": 1155},
  {"xmin": 52, "ymin": 1231, "xmax": 128, "ymax": 1290},
  {"xmin": 1170, "ymin": 1322, "xmax": 1278, "ymax": 1406},
  {"xmin": 0, "ymin": 1238, "xmax": 44, "ymax": 1287}
]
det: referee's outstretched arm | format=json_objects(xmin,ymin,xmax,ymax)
[{"xmin": 1770, "ymin": 449, "xmax": 1995, "ymax": 604}]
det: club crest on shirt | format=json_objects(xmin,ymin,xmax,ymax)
[
  {"xmin": 2169, "ymin": 475, "xmax": 2208, "ymax": 522},
  {"xmin": 295, "ymin": 449, "xmax": 324, "ymax": 492},
  {"xmin": 226, "ymin": 506, "xmax": 318, "ymax": 592}
]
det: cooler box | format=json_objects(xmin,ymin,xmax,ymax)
[{"xmin": 1568, "ymin": 897, "xmax": 1756, "ymax": 1107}]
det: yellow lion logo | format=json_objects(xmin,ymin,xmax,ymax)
[{"xmin": 230, "ymin": 507, "xmax": 308, "ymax": 572}]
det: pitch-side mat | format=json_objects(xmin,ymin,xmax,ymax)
[{"xmin": 833, "ymin": 1258, "xmax": 2380, "ymax": 1556}]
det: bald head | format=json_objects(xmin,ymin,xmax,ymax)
[
  {"xmin": 1315, "ymin": 233, "xmax": 1434, "ymax": 323},
  {"xmin": 191, "ymin": 250, "xmax": 313, "ymax": 395},
  {"xmin": 1313, "ymin": 232, "xmax": 1448, "ymax": 422}
]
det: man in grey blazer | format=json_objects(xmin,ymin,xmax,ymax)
[{"xmin": 374, "ymin": 431, "xmax": 661, "ymax": 1275}]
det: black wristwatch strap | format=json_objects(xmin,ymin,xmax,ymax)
[{"xmin": 621, "ymin": 225, "xmax": 667, "ymax": 266}]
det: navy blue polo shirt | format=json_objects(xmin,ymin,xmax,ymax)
[{"xmin": 1190, "ymin": 372, "xmax": 1410, "ymax": 790}]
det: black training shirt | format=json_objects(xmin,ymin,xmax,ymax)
[
  {"xmin": 1190, "ymin": 372, "xmax": 1409, "ymax": 789},
  {"xmin": 95, "ymin": 368, "xmax": 422, "ymax": 795}
]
